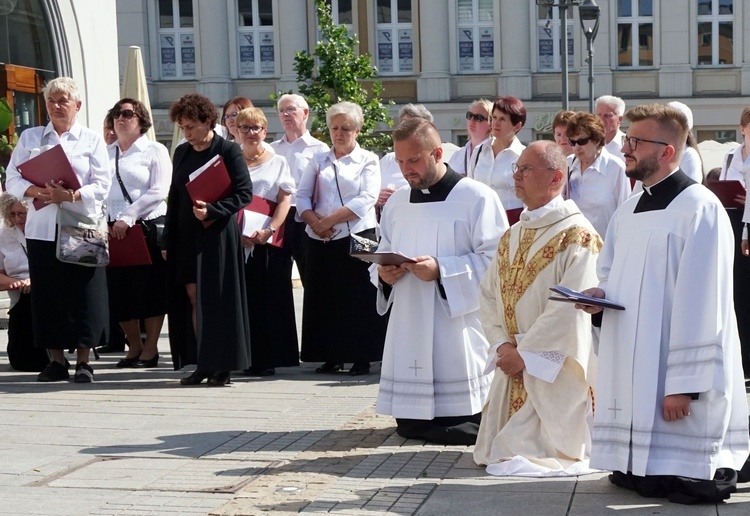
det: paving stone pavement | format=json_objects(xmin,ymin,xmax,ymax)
[{"xmin": 0, "ymin": 289, "xmax": 748, "ymax": 515}]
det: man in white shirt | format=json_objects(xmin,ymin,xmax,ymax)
[
  {"xmin": 271, "ymin": 94, "xmax": 329, "ymax": 285},
  {"xmin": 595, "ymin": 95, "xmax": 626, "ymax": 162},
  {"xmin": 578, "ymin": 103, "xmax": 750, "ymax": 503}
]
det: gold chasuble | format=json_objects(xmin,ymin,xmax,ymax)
[{"xmin": 475, "ymin": 198, "xmax": 603, "ymax": 476}]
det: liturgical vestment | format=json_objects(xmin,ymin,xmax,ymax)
[
  {"xmin": 375, "ymin": 170, "xmax": 508, "ymax": 420},
  {"xmin": 474, "ymin": 197, "xmax": 602, "ymax": 476}
]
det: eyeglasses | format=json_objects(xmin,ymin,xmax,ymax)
[
  {"xmin": 9, "ymin": 211, "xmax": 26, "ymax": 218},
  {"xmin": 113, "ymin": 109, "xmax": 137, "ymax": 120},
  {"xmin": 46, "ymin": 97, "xmax": 71, "ymax": 107},
  {"xmin": 466, "ymin": 111, "xmax": 489, "ymax": 123},
  {"xmin": 568, "ymin": 137, "xmax": 593, "ymax": 147},
  {"xmin": 511, "ymin": 163, "xmax": 554, "ymax": 177},
  {"xmin": 279, "ymin": 107, "xmax": 298, "ymax": 115},
  {"xmin": 238, "ymin": 125, "xmax": 265, "ymax": 134},
  {"xmin": 222, "ymin": 112, "xmax": 239, "ymax": 121},
  {"xmin": 624, "ymin": 135, "xmax": 669, "ymax": 151}
]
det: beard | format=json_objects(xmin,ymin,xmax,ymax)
[
  {"xmin": 406, "ymin": 162, "xmax": 440, "ymax": 190},
  {"xmin": 625, "ymin": 152, "xmax": 659, "ymax": 183}
]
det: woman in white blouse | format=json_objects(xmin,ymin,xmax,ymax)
[
  {"xmin": 5, "ymin": 77, "xmax": 111, "ymax": 383},
  {"xmin": 296, "ymin": 102, "xmax": 386, "ymax": 376},
  {"xmin": 447, "ymin": 99, "xmax": 492, "ymax": 175},
  {"xmin": 0, "ymin": 194, "xmax": 48, "ymax": 371},
  {"xmin": 235, "ymin": 107, "xmax": 299, "ymax": 377},
  {"xmin": 107, "ymin": 98, "xmax": 171, "ymax": 369},
  {"xmin": 469, "ymin": 96, "xmax": 527, "ymax": 210},
  {"xmin": 565, "ymin": 112, "xmax": 630, "ymax": 238}
]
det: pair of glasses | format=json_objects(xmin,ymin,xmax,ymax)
[
  {"xmin": 568, "ymin": 137, "xmax": 593, "ymax": 147},
  {"xmin": 223, "ymin": 112, "xmax": 239, "ymax": 121},
  {"xmin": 279, "ymin": 107, "xmax": 298, "ymax": 115},
  {"xmin": 624, "ymin": 135, "xmax": 669, "ymax": 151},
  {"xmin": 466, "ymin": 111, "xmax": 488, "ymax": 123},
  {"xmin": 113, "ymin": 109, "xmax": 137, "ymax": 120},
  {"xmin": 511, "ymin": 163, "xmax": 554, "ymax": 177},
  {"xmin": 238, "ymin": 125, "xmax": 265, "ymax": 134}
]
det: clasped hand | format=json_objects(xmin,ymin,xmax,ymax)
[
  {"xmin": 378, "ymin": 256, "xmax": 439, "ymax": 286},
  {"xmin": 309, "ymin": 213, "xmax": 336, "ymax": 240},
  {"xmin": 242, "ymin": 228, "xmax": 273, "ymax": 247},
  {"xmin": 38, "ymin": 181, "xmax": 71, "ymax": 204},
  {"xmin": 496, "ymin": 342, "xmax": 525, "ymax": 377},
  {"xmin": 8, "ymin": 278, "xmax": 31, "ymax": 294}
]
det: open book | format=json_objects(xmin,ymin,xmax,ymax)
[{"xmin": 548, "ymin": 285, "xmax": 625, "ymax": 310}]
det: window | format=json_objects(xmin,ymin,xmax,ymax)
[
  {"xmin": 536, "ymin": 3, "xmax": 574, "ymax": 71},
  {"xmin": 616, "ymin": 0, "xmax": 654, "ymax": 67},
  {"xmin": 375, "ymin": 0, "xmax": 413, "ymax": 75},
  {"xmin": 237, "ymin": 0, "xmax": 275, "ymax": 77},
  {"xmin": 157, "ymin": 0, "xmax": 195, "ymax": 79},
  {"xmin": 697, "ymin": 0, "xmax": 734, "ymax": 66},
  {"xmin": 456, "ymin": 0, "xmax": 494, "ymax": 73}
]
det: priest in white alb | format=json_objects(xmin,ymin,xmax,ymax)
[
  {"xmin": 375, "ymin": 118, "xmax": 508, "ymax": 445},
  {"xmin": 474, "ymin": 140, "xmax": 602, "ymax": 476},
  {"xmin": 578, "ymin": 103, "xmax": 750, "ymax": 504}
]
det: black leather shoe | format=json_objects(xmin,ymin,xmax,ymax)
[
  {"xmin": 180, "ymin": 370, "xmax": 210, "ymax": 385},
  {"xmin": 208, "ymin": 371, "xmax": 231, "ymax": 386},
  {"xmin": 315, "ymin": 362, "xmax": 344, "ymax": 373},
  {"xmin": 135, "ymin": 354, "xmax": 159, "ymax": 368},
  {"xmin": 349, "ymin": 362, "xmax": 370, "ymax": 376},
  {"xmin": 116, "ymin": 356, "xmax": 141, "ymax": 368}
]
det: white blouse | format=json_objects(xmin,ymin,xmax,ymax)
[
  {"xmin": 567, "ymin": 147, "xmax": 631, "ymax": 238},
  {"xmin": 296, "ymin": 144, "xmax": 380, "ymax": 241},
  {"xmin": 108, "ymin": 135, "xmax": 171, "ymax": 225},
  {"xmin": 0, "ymin": 227, "xmax": 29, "ymax": 308},
  {"xmin": 5, "ymin": 122, "xmax": 111, "ymax": 242},
  {"xmin": 271, "ymin": 131, "xmax": 330, "ymax": 203},
  {"xmin": 470, "ymin": 136, "xmax": 526, "ymax": 210},
  {"xmin": 447, "ymin": 137, "xmax": 490, "ymax": 175},
  {"xmin": 378, "ymin": 152, "xmax": 407, "ymax": 190},
  {"xmin": 248, "ymin": 153, "xmax": 295, "ymax": 202}
]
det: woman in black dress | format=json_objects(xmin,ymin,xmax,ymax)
[{"xmin": 164, "ymin": 93, "xmax": 253, "ymax": 386}]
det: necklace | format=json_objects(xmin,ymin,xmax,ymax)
[{"xmin": 244, "ymin": 146, "xmax": 265, "ymax": 164}]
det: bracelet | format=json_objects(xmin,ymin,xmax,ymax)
[{"xmin": 68, "ymin": 189, "xmax": 76, "ymax": 203}]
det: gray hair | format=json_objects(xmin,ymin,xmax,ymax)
[
  {"xmin": 595, "ymin": 95, "xmax": 625, "ymax": 117},
  {"xmin": 43, "ymin": 77, "xmax": 81, "ymax": 103},
  {"xmin": 398, "ymin": 103, "xmax": 433, "ymax": 123},
  {"xmin": 326, "ymin": 101, "xmax": 364, "ymax": 130},
  {"xmin": 278, "ymin": 93, "xmax": 309, "ymax": 111},
  {"xmin": 0, "ymin": 193, "xmax": 27, "ymax": 229}
]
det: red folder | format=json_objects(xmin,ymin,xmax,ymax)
[
  {"xmin": 185, "ymin": 155, "xmax": 232, "ymax": 204},
  {"xmin": 107, "ymin": 224, "xmax": 152, "ymax": 268},
  {"xmin": 506, "ymin": 207, "xmax": 523, "ymax": 226},
  {"xmin": 237, "ymin": 196, "xmax": 285, "ymax": 248},
  {"xmin": 16, "ymin": 145, "xmax": 82, "ymax": 211},
  {"xmin": 706, "ymin": 180, "xmax": 746, "ymax": 209}
]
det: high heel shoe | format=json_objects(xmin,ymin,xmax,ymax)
[
  {"xmin": 135, "ymin": 354, "xmax": 159, "ymax": 368},
  {"xmin": 315, "ymin": 362, "xmax": 344, "ymax": 373},
  {"xmin": 207, "ymin": 371, "xmax": 231, "ymax": 386},
  {"xmin": 180, "ymin": 370, "xmax": 210, "ymax": 385},
  {"xmin": 116, "ymin": 356, "xmax": 141, "ymax": 368}
]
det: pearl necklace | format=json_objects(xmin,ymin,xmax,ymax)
[{"xmin": 244, "ymin": 146, "xmax": 265, "ymax": 164}]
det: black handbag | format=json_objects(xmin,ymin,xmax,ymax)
[
  {"xmin": 114, "ymin": 147, "xmax": 166, "ymax": 248},
  {"xmin": 330, "ymin": 162, "xmax": 379, "ymax": 256}
]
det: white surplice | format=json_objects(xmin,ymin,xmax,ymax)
[
  {"xmin": 593, "ymin": 184, "xmax": 750, "ymax": 480},
  {"xmin": 374, "ymin": 176, "xmax": 508, "ymax": 420},
  {"xmin": 474, "ymin": 198, "xmax": 602, "ymax": 476}
]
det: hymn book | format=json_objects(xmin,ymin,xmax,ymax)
[
  {"xmin": 350, "ymin": 251, "xmax": 416, "ymax": 266},
  {"xmin": 548, "ymin": 285, "xmax": 625, "ymax": 310},
  {"xmin": 17, "ymin": 144, "xmax": 82, "ymax": 211}
]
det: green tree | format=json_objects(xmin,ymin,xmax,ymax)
[{"xmin": 289, "ymin": 0, "xmax": 394, "ymax": 151}]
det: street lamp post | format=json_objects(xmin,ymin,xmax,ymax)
[
  {"xmin": 536, "ymin": 0, "xmax": 580, "ymax": 111},
  {"xmin": 579, "ymin": 0, "xmax": 601, "ymax": 113}
]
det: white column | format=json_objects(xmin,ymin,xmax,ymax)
[
  {"xmin": 276, "ymin": 0, "xmax": 308, "ymax": 93},
  {"xmin": 658, "ymin": 0, "xmax": 693, "ymax": 97},
  {"xmin": 497, "ymin": 0, "xmax": 532, "ymax": 98},
  {"xmin": 196, "ymin": 1, "xmax": 232, "ymax": 103},
  {"xmin": 741, "ymin": 0, "xmax": 750, "ymax": 95},
  {"xmin": 417, "ymin": 0, "xmax": 451, "ymax": 102}
]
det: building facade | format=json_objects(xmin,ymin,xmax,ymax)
[{"xmin": 115, "ymin": 0, "xmax": 749, "ymax": 149}]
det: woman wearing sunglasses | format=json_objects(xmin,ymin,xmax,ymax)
[
  {"xmin": 565, "ymin": 112, "xmax": 630, "ymax": 238},
  {"xmin": 106, "ymin": 98, "xmax": 171, "ymax": 369},
  {"xmin": 234, "ymin": 107, "xmax": 299, "ymax": 377},
  {"xmin": 447, "ymin": 99, "xmax": 492, "ymax": 176}
]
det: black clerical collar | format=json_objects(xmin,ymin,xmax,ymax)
[
  {"xmin": 634, "ymin": 169, "xmax": 696, "ymax": 213},
  {"xmin": 409, "ymin": 166, "xmax": 463, "ymax": 203}
]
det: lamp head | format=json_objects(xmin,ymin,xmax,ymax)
[{"xmin": 578, "ymin": 0, "xmax": 600, "ymax": 21}]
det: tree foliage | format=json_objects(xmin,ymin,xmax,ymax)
[{"xmin": 290, "ymin": 0, "xmax": 394, "ymax": 151}]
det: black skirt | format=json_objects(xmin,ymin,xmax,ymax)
[
  {"xmin": 300, "ymin": 233, "xmax": 386, "ymax": 363},
  {"xmin": 6, "ymin": 293, "xmax": 49, "ymax": 371},
  {"xmin": 107, "ymin": 233, "xmax": 167, "ymax": 322},
  {"xmin": 27, "ymin": 238, "xmax": 109, "ymax": 349},
  {"xmin": 244, "ymin": 243, "xmax": 299, "ymax": 369}
]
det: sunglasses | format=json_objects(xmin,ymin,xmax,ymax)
[
  {"xmin": 238, "ymin": 125, "xmax": 265, "ymax": 134},
  {"xmin": 568, "ymin": 137, "xmax": 593, "ymax": 147},
  {"xmin": 466, "ymin": 111, "xmax": 489, "ymax": 123},
  {"xmin": 113, "ymin": 109, "xmax": 137, "ymax": 120}
]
